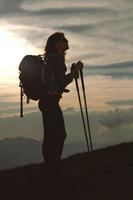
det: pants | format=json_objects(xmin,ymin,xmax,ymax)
[{"xmin": 38, "ymin": 96, "xmax": 67, "ymax": 166}]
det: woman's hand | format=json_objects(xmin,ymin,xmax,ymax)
[
  {"xmin": 71, "ymin": 63, "xmax": 79, "ymax": 79},
  {"xmin": 75, "ymin": 61, "xmax": 84, "ymax": 71},
  {"xmin": 71, "ymin": 61, "xmax": 84, "ymax": 79}
]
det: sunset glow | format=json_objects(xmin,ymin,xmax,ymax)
[{"xmin": 0, "ymin": 28, "xmax": 38, "ymax": 83}]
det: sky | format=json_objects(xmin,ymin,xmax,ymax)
[{"xmin": 0, "ymin": 0, "xmax": 133, "ymax": 149}]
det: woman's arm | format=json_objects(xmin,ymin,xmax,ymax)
[{"xmin": 47, "ymin": 55, "xmax": 74, "ymax": 90}]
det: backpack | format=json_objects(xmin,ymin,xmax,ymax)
[{"xmin": 19, "ymin": 55, "xmax": 46, "ymax": 117}]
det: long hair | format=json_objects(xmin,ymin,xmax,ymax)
[{"xmin": 44, "ymin": 32, "xmax": 66, "ymax": 60}]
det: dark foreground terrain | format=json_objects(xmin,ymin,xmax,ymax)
[{"xmin": 0, "ymin": 142, "xmax": 133, "ymax": 200}]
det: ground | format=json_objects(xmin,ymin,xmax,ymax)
[{"xmin": 0, "ymin": 142, "xmax": 133, "ymax": 200}]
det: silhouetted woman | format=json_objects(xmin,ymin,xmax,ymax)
[{"xmin": 38, "ymin": 32, "xmax": 83, "ymax": 169}]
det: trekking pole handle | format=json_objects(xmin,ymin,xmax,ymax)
[{"xmin": 71, "ymin": 63, "xmax": 79, "ymax": 79}]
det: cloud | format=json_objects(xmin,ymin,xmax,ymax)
[
  {"xmin": 0, "ymin": 0, "xmax": 117, "ymax": 16},
  {"xmin": 85, "ymin": 60, "xmax": 133, "ymax": 79},
  {"xmin": 27, "ymin": 7, "xmax": 117, "ymax": 17},
  {"xmin": 88, "ymin": 108, "xmax": 133, "ymax": 148},
  {"xmin": 1, "ymin": 108, "xmax": 133, "ymax": 149},
  {"xmin": 0, "ymin": 111, "xmax": 43, "ymax": 140},
  {"xmin": 63, "ymin": 107, "xmax": 76, "ymax": 113},
  {"xmin": 107, "ymin": 99, "xmax": 133, "ymax": 106},
  {"xmin": 0, "ymin": 101, "xmax": 19, "ymax": 108},
  {"xmin": 0, "ymin": 0, "xmax": 24, "ymax": 14},
  {"xmin": 0, "ymin": 0, "xmax": 132, "ymax": 61},
  {"xmin": 95, "ymin": 109, "xmax": 133, "ymax": 128},
  {"xmin": 0, "ymin": 94, "xmax": 15, "ymax": 101},
  {"xmin": 0, "ymin": 97, "xmax": 38, "ymax": 118},
  {"xmin": 1, "ymin": 0, "xmax": 133, "ymax": 87}
]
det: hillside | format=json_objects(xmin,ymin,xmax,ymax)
[{"xmin": 0, "ymin": 142, "xmax": 133, "ymax": 200}]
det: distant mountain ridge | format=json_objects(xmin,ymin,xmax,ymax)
[
  {"xmin": 0, "ymin": 137, "xmax": 43, "ymax": 170},
  {"xmin": 0, "ymin": 137, "xmax": 86, "ymax": 170}
]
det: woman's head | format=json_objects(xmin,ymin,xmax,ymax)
[{"xmin": 44, "ymin": 32, "xmax": 69, "ymax": 57}]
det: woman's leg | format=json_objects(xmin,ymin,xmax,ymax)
[{"xmin": 39, "ymin": 99, "xmax": 66, "ymax": 166}]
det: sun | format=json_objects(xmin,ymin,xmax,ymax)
[{"xmin": 0, "ymin": 28, "xmax": 38, "ymax": 83}]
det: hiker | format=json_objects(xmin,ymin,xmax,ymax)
[{"xmin": 38, "ymin": 32, "xmax": 83, "ymax": 168}]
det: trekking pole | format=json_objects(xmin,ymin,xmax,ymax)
[
  {"xmin": 80, "ymin": 69, "xmax": 93, "ymax": 152},
  {"xmin": 20, "ymin": 83, "xmax": 23, "ymax": 118},
  {"xmin": 75, "ymin": 75, "xmax": 90, "ymax": 153}
]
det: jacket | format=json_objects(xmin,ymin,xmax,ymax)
[{"xmin": 45, "ymin": 53, "xmax": 73, "ymax": 95}]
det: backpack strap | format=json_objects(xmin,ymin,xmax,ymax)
[
  {"xmin": 42, "ymin": 56, "xmax": 46, "ymax": 85},
  {"xmin": 19, "ymin": 82, "xmax": 24, "ymax": 118}
]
